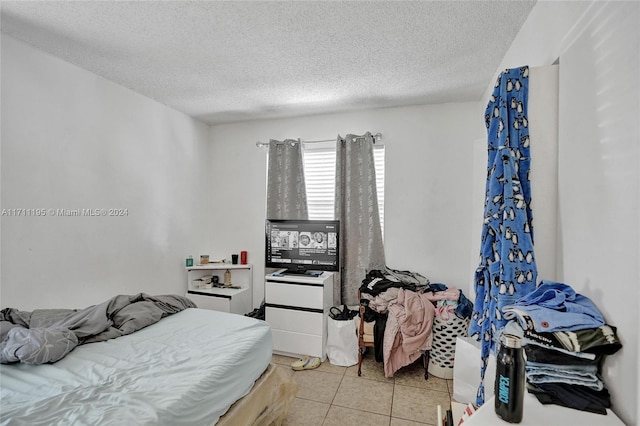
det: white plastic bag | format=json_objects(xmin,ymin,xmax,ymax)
[{"xmin": 326, "ymin": 315, "xmax": 358, "ymax": 366}]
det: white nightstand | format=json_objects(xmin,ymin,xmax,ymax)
[{"xmin": 185, "ymin": 264, "xmax": 252, "ymax": 315}]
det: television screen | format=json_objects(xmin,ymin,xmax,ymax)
[{"xmin": 265, "ymin": 219, "xmax": 340, "ymax": 274}]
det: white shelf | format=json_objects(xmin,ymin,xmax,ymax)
[
  {"xmin": 187, "ymin": 286, "xmax": 248, "ymax": 297},
  {"xmin": 265, "ymin": 270, "xmax": 333, "ymax": 285},
  {"xmin": 185, "ymin": 263, "xmax": 253, "ymax": 315},
  {"xmin": 186, "ymin": 263, "xmax": 252, "ymax": 270}
]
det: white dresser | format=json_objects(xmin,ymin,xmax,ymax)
[{"xmin": 264, "ymin": 270, "xmax": 334, "ymax": 361}]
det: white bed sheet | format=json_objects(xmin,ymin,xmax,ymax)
[{"xmin": 0, "ymin": 308, "xmax": 272, "ymax": 426}]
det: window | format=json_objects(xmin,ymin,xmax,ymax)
[{"xmin": 302, "ymin": 141, "xmax": 385, "ymax": 234}]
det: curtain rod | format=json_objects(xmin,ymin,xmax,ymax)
[{"xmin": 255, "ymin": 132, "xmax": 382, "ymax": 148}]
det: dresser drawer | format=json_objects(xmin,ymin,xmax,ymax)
[
  {"xmin": 271, "ymin": 329, "xmax": 323, "ymax": 358},
  {"xmin": 186, "ymin": 292, "xmax": 230, "ymax": 313},
  {"xmin": 265, "ymin": 281, "xmax": 324, "ymax": 309},
  {"xmin": 266, "ymin": 306, "xmax": 324, "ymax": 335}
]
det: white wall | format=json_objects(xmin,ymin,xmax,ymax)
[
  {"xmin": 491, "ymin": 2, "xmax": 640, "ymax": 424},
  {"xmin": 1, "ymin": 36, "xmax": 211, "ymax": 310},
  {"xmin": 209, "ymin": 103, "xmax": 484, "ymax": 307}
]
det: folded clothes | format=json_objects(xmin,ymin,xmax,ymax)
[
  {"xmin": 503, "ymin": 281, "xmax": 605, "ymax": 332},
  {"xmin": 522, "ymin": 323, "xmax": 622, "ymax": 356},
  {"xmin": 527, "ymin": 382, "xmax": 611, "ymax": 415},
  {"xmin": 524, "ymin": 344, "xmax": 601, "ymax": 367},
  {"xmin": 526, "ymin": 365, "xmax": 604, "ymax": 391},
  {"xmin": 501, "ymin": 321, "xmax": 597, "ymax": 360},
  {"xmin": 526, "ymin": 361, "xmax": 598, "ymax": 374},
  {"xmin": 550, "ymin": 325, "xmax": 622, "ymax": 355},
  {"xmin": 501, "ymin": 317, "xmax": 622, "ymax": 359}
]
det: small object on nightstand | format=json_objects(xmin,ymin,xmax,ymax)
[
  {"xmin": 186, "ymin": 255, "xmax": 193, "ymax": 267},
  {"xmin": 224, "ymin": 269, "xmax": 232, "ymax": 286},
  {"xmin": 193, "ymin": 275, "xmax": 213, "ymax": 289}
]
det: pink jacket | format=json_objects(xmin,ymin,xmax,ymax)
[{"xmin": 384, "ymin": 288, "xmax": 435, "ymax": 378}]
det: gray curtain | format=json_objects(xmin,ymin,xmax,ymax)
[
  {"xmin": 334, "ymin": 132, "xmax": 386, "ymax": 305},
  {"xmin": 266, "ymin": 139, "xmax": 308, "ymax": 220}
]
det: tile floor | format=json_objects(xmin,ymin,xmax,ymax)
[{"xmin": 272, "ymin": 352, "xmax": 454, "ymax": 425}]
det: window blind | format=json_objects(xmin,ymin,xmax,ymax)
[{"xmin": 303, "ymin": 142, "xmax": 385, "ymax": 235}]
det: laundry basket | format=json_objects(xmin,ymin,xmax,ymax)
[{"xmin": 428, "ymin": 313, "xmax": 469, "ymax": 379}]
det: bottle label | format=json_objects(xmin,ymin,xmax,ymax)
[{"xmin": 498, "ymin": 374, "xmax": 510, "ymax": 404}]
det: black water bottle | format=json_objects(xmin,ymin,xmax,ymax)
[{"xmin": 495, "ymin": 333, "xmax": 525, "ymax": 423}]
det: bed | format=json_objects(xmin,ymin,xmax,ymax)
[{"xmin": 0, "ymin": 307, "xmax": 296, "ymax": 425}]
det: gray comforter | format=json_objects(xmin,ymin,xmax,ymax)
[{"xmin": 0, "ymin": 293, "xmax": 196, "ymax": 364}]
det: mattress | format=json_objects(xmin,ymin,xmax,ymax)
[{"xmin": 0, "ymin": 308, "xmax": 272, "ymax": 425}]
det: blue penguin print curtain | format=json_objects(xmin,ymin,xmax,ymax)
[{"xmin": 468, "ymin": 66, "xmax": 538, "ymax": 405}]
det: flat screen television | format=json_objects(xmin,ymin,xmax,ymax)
[{"xmin": 265, "ymin": 219, "xmax": 340, "ymax": 275}]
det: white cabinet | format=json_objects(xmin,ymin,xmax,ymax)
[
  {"xmin": 265, "ymin": 270, "xmax": 334, "ymax": 361},
  {"xmin": 185, "ymin": 264, "xmax": 252, "ymax": 315}
]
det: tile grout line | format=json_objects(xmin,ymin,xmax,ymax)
[{"xmin": 322, "ymin": 370, "xmax": 343, "ymax": 425}]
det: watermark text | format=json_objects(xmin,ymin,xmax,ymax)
[{"xmin": 1, "ymin": 208, "xmax": 129, "ymax": 217}]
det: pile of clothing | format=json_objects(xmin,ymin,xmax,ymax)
[
  {"xmin": 359, "ymin": 267, "xmax": 472, "ymax": 378},
  {"xmin": 502, "ymin": 281, "xmax": 622, "ymax": 415}
]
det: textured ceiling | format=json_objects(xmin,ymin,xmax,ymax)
[{"xmin": 1, "ymin": 1, "xmax": 536, "ymax": 125}]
